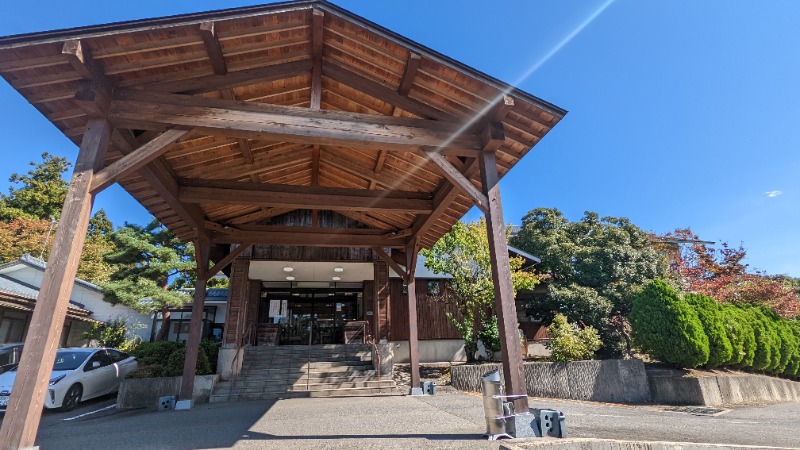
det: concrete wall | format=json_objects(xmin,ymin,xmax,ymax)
[
  {"xmin": 117, "ymin": 375, "xmax": 218, "ymax": 409},
  {"xmin": 649, "ymin": 372, "xmax": 800, "ymax": 406},
  {"xmin": 451, "ymin": 359, "xmax": 651, "ymax": 404},
  {"xmin": 500, "ymin": 438, "xmax": 791, "ymax": 450},
  {"xmin": 217, "ymin": 346, "xmax": 244, "ymax": 381},
  {"xmin": 391, "ymin": 339, "xmax": 467, "ymax": 363}
]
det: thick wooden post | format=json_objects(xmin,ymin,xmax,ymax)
[
  {"xmin": 179, "ymin": 236, "xmax": 210, "ymax": 404},
  {"xmin": 479, "ymin": 125, "xmax": 529, "ymax": 413},
  {"xmin": 0, "ymin": 118, "xmax": 111, "ymax": 449},
  {"xmin": 406, "ymin": 243, "xmax": 421, "ymax": 391}
]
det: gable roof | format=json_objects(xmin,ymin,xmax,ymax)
[
  {"xmin": 0, "ymin": 254, "xmax": 102, "ymax": 294},
  {"xmin": 0, "ymin": 1, "xmax": 566, "ymax": 250}
]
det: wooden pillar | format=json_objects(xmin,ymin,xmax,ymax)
[
  {"xmin": 179, "ymin": 236, "xmax": 210, "ymax": 403},
  {"xmin": 223, "ymin": 257, "xmax": 251, "ymax": 346},
  {"xmin": 372, "ymin": 261, "xmax": 389, "ymax": 341},
  {"xmin": 479, "ymin": 126, "xmax": 529, "ymax": 413},
  {"xmin": 406, "ymin": 243, "xmax": 421, "ymax": 390},
  {"xmin": 0, "ymin": 118, "xmax": 111, "ymax": 449}
]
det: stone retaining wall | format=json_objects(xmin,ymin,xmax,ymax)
[
  {"xmin": 451, "ymin": 359, "xmax": 651, "ymax": 404},
  {"xmin": 649, "ymin": 373, "xmax": 800, "ymax": 405},
  {"xmin": 117, "ymin": 375, "xmax": 218, "ymax": 409}
]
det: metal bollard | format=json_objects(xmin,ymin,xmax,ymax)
[{"xmin": 481, "ymin": 370, "xmax": 513, "ymax": 440}]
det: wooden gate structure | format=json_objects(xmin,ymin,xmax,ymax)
[{"xmin": 0, "ymin": 1, "xmax": 564, "ymax": 447}]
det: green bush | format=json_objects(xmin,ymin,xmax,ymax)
[
  {"xmin": 200, "ymin": 339, "xmax": 221, "ymax": 372},
  {"xmin": 721, "ymin": 305, "xmax": 756, "ymax": 367},
  {"xmin": 546, "ymin": 313, "xmax": 602, "ymax": 361},
  {"xmin": 128, "ymin": 340, "xmax": 213, "ymax": 378},
  {"xmin": 630, "ymin": 279, "xmax": 709, "ymax": 368},
  {"xmin": 784, "ymin": 324, "xmax": 800, "ymax": 378},
  {"xmin": 747, "ymin": 307, "xmax": 782, "ymax": 372},
  {"xmin": 685, "ymin": 293, "xmax": 733, "ymax": 368}
]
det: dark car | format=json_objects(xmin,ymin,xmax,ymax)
[{"xmin": 0, "ymin": 344, "xmax": 23, "ymax": 374}]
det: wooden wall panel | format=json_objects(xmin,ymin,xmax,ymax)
[
  {"xmin": 223, "ymin": 257, "xmax": 251, "ymax": 345},
  {"xmin": 388, "ymin": 279, "xmax": 460, "ymax": 341}
]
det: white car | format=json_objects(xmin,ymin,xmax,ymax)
[{"xmin": 0, "ymin": 347, "xmax": 138, "ymax": 412}]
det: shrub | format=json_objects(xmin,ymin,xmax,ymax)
[
  {"xmin": 747, "ymin": 307, "xmax": 782, "ymax": 372},
  {"xmin": 630, "ymin": 279, "xmax": 709, "ymax": 368},
  {"xmin": 721, "ymin": 305, "xmax": 756, "ymax": 367},
  {"xmin": 128, "ymin": 340, "xmax": 212, "ymax": 378},
  {"xmin": 200, "ymin": 339, "xmax": 221, "ymax": 372},
  {"xmin": 546, "ymin": 313, "xmax": 602, "ymax": 361},
  {"xmin": 784, "ymin": 324, "xmax": 800, "ymax": 379},
  {"xmin": 685, "ymin": 293, "xmax": 733, "ymax": 368},
  {"xmin": 82, "ymin": 317, "xmax": 142, "ymax": 352}
]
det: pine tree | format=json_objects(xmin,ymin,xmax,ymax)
[
  {"xmin": 0, "ymin": 152, "xmax": 71, "ymax": 221},
  {"xmin": 101, "ymin": 219, "xmax": 195, "ymax": 341}
]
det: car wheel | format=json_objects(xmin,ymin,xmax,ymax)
[{"xmin": 60, "ymin": 384, "xmax": 82, "ymax": 412}]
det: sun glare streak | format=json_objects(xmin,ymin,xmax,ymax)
[{"xmin": 363, "ymin": 0, "xmax": 616, "ymax": 229}]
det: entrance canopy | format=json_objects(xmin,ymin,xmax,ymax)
[{"xmin": 0, "ymin": 0, "xmax": 564, "ymax": 249}]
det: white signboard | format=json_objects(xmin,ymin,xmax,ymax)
[{"xmin": 268, "ymin": 300, "xmax": 281, "ymax": 318}]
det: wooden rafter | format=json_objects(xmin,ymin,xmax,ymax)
[
  {"xmin": 225, "ymin": 207, "xmax": 295, "ymax": 225},
  {"xmin": 177, "ymin": 178, "xmax": 433, "ymax": 214},
  {"xmin": 398, "ymin": 52, "xmax": 421, "ymax": 96},
  {"xmin": 147, "ymin": 59, "xmax": 312, "ymax": 94},
  {"xmin": 198, "ymin": 22, "xmax": 227, "ymax": 75},
  {"xmin": 310, "ymin": 9, "xmax": 324, "ymax": 110},
  {"xmin": 108, "ymin": 89, "xmax": 483, "ymax": 154}
]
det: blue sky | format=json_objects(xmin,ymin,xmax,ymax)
[{"xmin": 0, "ymin": 1, "xmax": 798, "ymax": 276}]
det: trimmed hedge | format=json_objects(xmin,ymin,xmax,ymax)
[
  {"xmin": 127, "ymin": 340, "xmax": 220, "ymax": 379},
  {"xmin": 632, "ymin": 279, "xmax": 800, "ymax": 378},
  {"xmin": 630, "ymin": 280, "xmax": 709, "ymax": 368}
]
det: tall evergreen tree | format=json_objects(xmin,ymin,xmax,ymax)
[
  {"xmin": 101, "ymin": 219, "xmax": 195, "ymax": 341},
  {"xmin": 0, "ymin": 152, "xmax": 71, "ymax": 221}
]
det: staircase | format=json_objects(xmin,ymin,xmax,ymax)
[{"xmin": 210, "ymin": 344, "xmax": 399, "ymax": 403}]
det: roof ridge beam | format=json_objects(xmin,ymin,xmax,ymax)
[{"xmin": 108, "ymin": 88, "xmax": 483, "ymax": 154}]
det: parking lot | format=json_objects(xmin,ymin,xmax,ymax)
[{"xmin": 2, "ymin": 392, "xmax": 800, "ymax": 449}]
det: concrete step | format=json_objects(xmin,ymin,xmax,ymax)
[
  {"xmin": 305, "ymin": 386, "xmax": 401, "ymax": 398},
  {"xmin": 288, "ymin": 380, "xmax": 397, "ymax": 391}
]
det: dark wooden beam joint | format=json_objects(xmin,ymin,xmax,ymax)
[
  {"xmin": 481, "ymin": 121, "xmax": 505, "ymax": 152},
  {"xmin": 372, "ymin": 246, "xmax": 408, "ymax": 282},
  {"xmin": 423, "ymin": 149, "xmax": 489, "ymax": 214},
  {"xmin": 398, "ymin": 53, "xmax": 421, "ymax": 97},
  {"xmin": 199, "ymin": 22, "xmax": 227, "ymax": 76},
  {"xmin": 310, "ymin": 9, "xmax": 324, "ymax": 110},
  {"xmin": 206, "ymin": 243, "xmax": 253, "ymax": 281}
]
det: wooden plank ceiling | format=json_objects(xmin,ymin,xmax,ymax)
[{"xmin": 0, "ymin": 0, "xmax": 566, "ymax": 250}]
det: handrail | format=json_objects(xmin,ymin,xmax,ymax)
[{"xmin": 367, "ymin": 334, "xmax": 381, "ymax": 382}]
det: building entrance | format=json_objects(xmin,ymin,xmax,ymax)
[{"xmin": 259, "ymin": 285, "xmax": 363, "ymax": 345}]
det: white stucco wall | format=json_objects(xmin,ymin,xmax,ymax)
[
  {"xmin": 391, "ymin": 339, "xmax": 467, "ymax": 363},
  {"xmin": 1, "ymin": 265, "xmax": 152, "ymax": 342}
]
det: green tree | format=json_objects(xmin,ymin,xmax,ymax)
[
  {"xmin": 630, "ymin": 279, "xmax": 709, "ymax": 368},
  {"xmin": 101, "ymin": 219, "xmax": 195, "ymax": 341},
  {"xmin": 0, "ymin": 153, "xmax": 71, "ymax": 221},
  {"xmin": 422, "ymin": 218, "xmax": 538, "ymax": 362},
  {"xmin": 512, "ymin": 208, "xmax": 668, "ymax": 356}
]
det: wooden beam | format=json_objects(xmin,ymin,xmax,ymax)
[
  {"xmin": 479, "ymin": 148, "xmax": 528, "ymax": 413},
  {"xmin": 482, "ymin": 121, "xmax": 505, "ymax": 152},
  {"xmin": 206, "ymin": 243, "xmax": 253, "ymax": 281},
  {"xmin": 423, "ymin": 149, "xmax": 488, "ymax": 214},
  {"xmin": 225, "ymin": 207, "xmax": 294, "ymax": 225},
  {"xmin": 111, "ymin": 130, "xmax": 207, "ymax": 236},
  {"xmin": 180, "ymin": 235, "xmax": 210, "ymax": 403},
  {"xmin": 90, "ymin": 129, "xmax": 188, "ymax": 193},
  {"xmin": 198, "ymin": 22, "xmax": 227, "ymax": 75},
  {"xmin": 147, "ymin": 59, "xmax": 312, "ymax": 94},
  {"xmin": 177, "ymin": 179, "xmax": 433, "ymax": 214},
  {"xmin": 336, "ymin": 210, "xmax": 397, "ymax": 231},
  {"xmin": 62, "ymin": 40, "xmax": 105, "ymax": 82},
  {"xmin": 310, "ymin": 9, "xmax": 324, "ymax": 110},
  {"xmin": 322, "ymin": 62, "xmax": 457, "ymax": 121},
  {"xmin": 109, "ymin": 89, "xmax": 482, "ymax": 154},
  {"xmin": 373, "ymin": 246, "xmax": 408, "ymax": 282},
  {"xmin": 0, "ymin": 118, "xmax": 111, "ymax": 449},
  {"xmin": 368, "ymin": 150, "xmax": 388, "ymax": 190},
  {"xmin": 398, "ymin": 53, "xmax": 422, "ymax": 97},
  {"xmin": 210, "ymin": 229, "xmax": 406, "ymax": 247},
  {"xmin": 406, "ymin": 239, "xmax": 421, "ymax": 390}
]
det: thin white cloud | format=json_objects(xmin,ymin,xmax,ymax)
[{"xmin": 765, "ymin": 190, "xmax": 783, "ymax": 198}]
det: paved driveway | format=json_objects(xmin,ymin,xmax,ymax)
[{"xmin": 2, "ymin": 392, "xmax": 798, "ymax": 449}]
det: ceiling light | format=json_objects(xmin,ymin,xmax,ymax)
[
  {"xmin": 334, "ymin": 267, "xmax": 344, "ymax": 273},
  {"xmin": 286, "ymin": 276, "xmax": 295, "ymax": 281},
  {"xmin": 332, "ymin": 276, "xmax": 341, "ymax": 281},
  {"xmin": 283, "ymin": 267, "xmax": 294, "ymax": 272}
]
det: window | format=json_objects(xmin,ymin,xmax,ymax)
[
  {"xmin": 107, "ymin": 350, "xmax": 128, "ymax": 363},
  {"xmin": 83, "ymin": 351, "xmax": 111, "ymax": 371}
]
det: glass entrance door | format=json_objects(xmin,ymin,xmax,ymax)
[{"xmin": 261, "ymin": 287, "xmax": 360, "ymax": 345}]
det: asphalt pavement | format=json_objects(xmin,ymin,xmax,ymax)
[{"xmin": 2, "ymin": 392, "xmax": 799, "ymax": 449}]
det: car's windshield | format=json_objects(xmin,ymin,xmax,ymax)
[{"xmin": 52, "ymin": 351, "xmax": 91, "ymax": 371}]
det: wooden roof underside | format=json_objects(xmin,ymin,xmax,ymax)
[{"xmin": 0, "ymin": 0, "xmax": 565, "ymax": 250}]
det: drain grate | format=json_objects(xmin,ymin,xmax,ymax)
[{"xmin": 664, "ymin": 406, "xmax": 728, "ymax": 416}]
